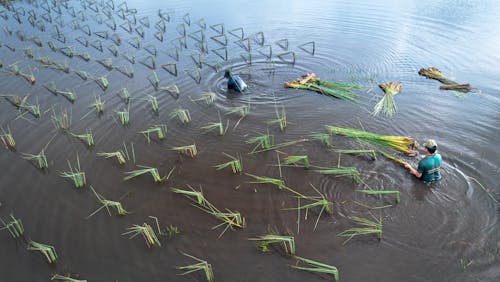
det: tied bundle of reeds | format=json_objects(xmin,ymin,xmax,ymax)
[
  {"xmin": 284, "ymin": 73, "xmax": 359, "ymax": 102},
  {"xmin": 326, "ymin": 126, "xmax": 418, "ymax": 156},
  {"xmin": 172, "ymin": 144, "xmax": 197, "ymax": 158},
  {"xmin": 418, "ymin": 67, "xmax": 472, "ymax": 92},
  {"xmin": 373, "ymin": 82, "xmax": 401, "ymax": 117}
]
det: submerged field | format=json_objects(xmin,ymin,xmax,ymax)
[{"xmin": 0, "ymin": 0, "xmax": 498, "ymax": 281}]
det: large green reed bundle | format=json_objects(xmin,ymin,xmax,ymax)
[
  {"xmin": 378, "ymin": 150, "xmax": 406, "ymax": 165},
  {"xmin": 358, "ymin": 189, "xmax": 400, "ymax": 203},
  {"xmin": 176, "ymin": 252, "xmax": 214, "ymax": 282},
  {"xmin": 51, "ymin": 108, "xmax": 71, "ymax": 130},
  {"xmin": 0, "ymin": 126, "xmax": 16, "ymax": 150},
  {"xmin": 268, "ymin": 105, "xmax": 287, "ymax": 131},
  {"xmin": 115, "ymin": 108, "xmax": 130, "ymax": 125},
  {"xmin": 123, "ymin": 222, "xmax": 162, "ymax": 248},
  {"xmin": 169, "ymin": 108, "xmax": 191, "ymax": 124},
  {"xmin": 373, "ymin": 82, "xmax": 401, "ymax": 117},
  {"xmin": 214, "ymin": 153, "xmax": 243, "ymax": 174},
  {"xmin": 87, "ymin": 186, "xmax": 128, "ymax": 218},
  {"xmin": 246, "ymin": 131, "xmax": 274, "ymax": 153},
  {"xmin": 249, "ymin": 234, "xmax": 296, "ymax": 256},
  {"xmin": 418, "ymin": 67, "xmax": 472, "ymax": 92},
  {"xmin": 172, "ymin": 144, "xmax": 198, "ymax": 158},
  {"xmin": 335, "ymin": 149, "xmax": 377, "ymax": 160},
  {"xmin": 315, "ymin": 167, "xmax": 361, "ymax": 183},
  {"xmin": 27, "ymin": 240, "xmax": 58, "ymax": 264},
  {"xmin": 60, "ymin": 155, "xmax": 86, "ymax": 188},
  {"xmin": 285, "ymin": 73, "xmax": 359, "ymax": 102},
  {"xmin": 326, "ymin": 126, "xmax": 419, "ymax": 156},
  {"xmin": 51, "ymin": 274, "xmax": 87, "ymax": 282},
  {"xmin": 22, "ymin": 149, "xmax": 48, "ymax": 169},
  {"xmin": 190, "ymin": 92, "xmax": 216, "ymax": 106},
  {"xmin": 338, "ymin": 213, "xmax": 383, "ymax": 244},
  {"xmin": 140, "ymin": 124, "xmax": 167, "ymax": 143},
  {"xmin": 124, "ymin": 165, "xmax": 172, "ymax": 183},
  {"xmin": 282, "ymin": 155, "xmax": 310, "ymax": 169},
  {"xmin": 291, "ymin": 256, "xmax": 339, "ymax": 282},
  {"xmin": 0, "ymin": 214, "xmax": 24, "ymax": 238},
  {"xmin": 71, "ymin": 129, "xmax": 94, "ymax": 147}
]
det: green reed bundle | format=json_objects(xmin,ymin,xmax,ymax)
[
  {"xmin": 226, "ymin": 104, "xmax": 251, "ymax": 118},
  {"xmin": 0, "ymin": 126, "xmax": 16, "ymax": 149},
  {"xmin": 116, "ymin": 88, "xmax": 130, "ymax": 103},
  {"xmin": 87, "ymin": 186, "xmax": 128, "ymax": 218},
  {"xmin": 71, "ymin": 129, "xmax": 94, "ymax": 147},
  {"xmin": 140, "ymin": 124, "xmax": 167, "ymax": 143},
  {"xmin": 214, "ymin": 153, "xmax": 243, "ymax": 174},
  {"xmin": 27, "ymin": 240, "xmax": 58, "ymax": 264},
  {"xmin": 124, "ymin": 165, "xmax": 172, "ymax": 183},
  {"xmin": 338, "ymin": 213, "xmax": 383, "ymax": 244},
  {"xmin": 147, "ymin": 95, "xmax": 159, "ymax": 113},
  {"xmin": 51, "ymin": 108, "xmax": 71, "ymax": 130},
  {"xmin": 123, "ymin": 222, "xmax": 161, "ymax": 247},
  {"xmin": 326, "ymin": 126, "xmax": 418, "ymax": 156},
  {"xmin": 245, "ymin": 173, "xmax": 286, "ymax": 190},
  {"xmin": 60, "ymin": 155, "xmax": 86, "ymax": 188},
  {"xmin": 115, "ymin": 108, "xmax": 130, "ymax": 125},
  {"xmin": 51, "ymin": 274, "xmax": 87, "ymax": 282},
  {"xmin": 171, "ymin": 185, "xmax": 207, "ymax": 206},
  {"xmin": 358, "ymin": 189, "xmax": 400, "ymax": 203},
  {"xmin": 286, "ymin": 183, "xmax": 333, "ymax": 230},
  {"xmin": 0, "ymin": 214, "xmax": 24, "ymax": 238},
  {"xmin": 172, "ymin": 144, "xmax": 197, "ymax": 158},
  {"xmin": 97, "ymin": 151, "xmax": 126, "ymax": 165},
  {"xmin": 268, "ymin": 105, "xmax": 287, "ymax": 131},
  {"xmin": 335, "ymin": 149, "xmax": 377, "ymax": 160},
  {"xmin": 22, "ymin": 149, "xmax": 48, "ymax": 169},
  {"xmin": 97, "ymin": 58, "xmax": 113, "ymax": 70},
  {"xmin": 176, "ymin": 252, "xmax": 214, "ymax": 282},
  {"xmin": 378, "ymin": 150, "xmax": 406, "ymax": 165},
  {"xmin": 249, "ymin": 234, "xmax": 296, "ymax": 256},
  {"xmin": 246, "ymin": 131, "xmax": 273, "ymax": 153},
  {"xmin": 285, "ymin": 73, "xmax": 359, "ymax": 102},
  {"xmin": 169, "ymin": 108, "xmax": 191, "ymax": 124},
  {"xmin": 95, "ymin": 76, "xmax": 109, "ymax": 91},
  {"xmin": 201, "ymin": 113, "xmax": 228, "ymax": 136},
  {"xmin": 282, "ymin": 155, "xmax": 310, "ymax": 169},
  {"xmin": 190, "ymin": 92, "xmax": 216, "ymax": 106},
  {"xmin": 315, "ymin": 167, "xmax": 361, "ymax": 183},
  {"xmin": 418, "ymin": 67, "xmax": 472, "ymax": 92},
  {"xmin": 373, "ymin": 82, "xmax": 401, "ymax": 117},
  {"xmin": 159, "ymin": 85, "xmax": 180, "ymax": 98},
  {"xmin": 291, "ymin": 256, "xmax": 339, "ymax": 282}
]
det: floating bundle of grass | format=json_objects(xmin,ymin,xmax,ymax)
[
  {"xmin": 176, "ymin": 252, "xmax": 214, "ymax": 282},
  {"xmin": 115, "ymin": 108, "xmax": 130, "ymax": 125},
  {"xmin": 245, "ymin": 173, "xmax": 286, "ymax": 190},
  {"xmin": 169, "ymin": 108, "xmax": 191, "ymax": 124},
  {"xmin": 172, "ymin": 144, "xmax": 197, "ymax": 158},
  {"xmin": 124, "ymin": 165, "xmax": 170, "ymax": 183},
  {"xmin": 338, "ymin": 213, "xmax": 383, "ymax": 244},
  {"xmin": 60, "ymin": 156, "xmax": 86, "ymax": 188},
  {"xmin": 71, "ymin": 129, "xmax": 94, "ymax": 147},
  {"xmin": 22, "ymin": 149, "xmax": 48, "ymax": 169},
  {"xmin": 27, "ymin": 240, "xmax": 57, "ymax": 264},
  {"xmin": 87, "ymin": 186, "xmax": 128, "ymax": 218},
  {"xmin": 418, "ymin": 67, "xmax": 472, "ymax": 92},
  {"xmin": 291, "ymin": 256, "xmax": 339, "ymax": 282},
  {"xmin": 97, "ymin": 151, "xmax": 127, "ymax": 165},
  {"xmin": 326, "ymin": 126, "xmax": 418, "ymax": 156},
  {"xmin": 282, "ymin": 155, "xmax": 310, "ymax": 169},
  {"xmin": 190, "ymin": 92, "xmax": 216, "ymax": 106},
  {"xmin": 249, "ymin": 234, "xmax": 296, "ymax": 256},
  {"xmin": 147, "ymin": 95, "xmax": 159, "ymax": 113},
  {"xmin": 315, "ymin": 167, "xmax": 361, "ymax": 183},
  {"xmin": 123, "ymin": 222, "xmax": 161, "ymax": 247},
  {"xmin": 335, "ymin": 149, "xmax": 377, "ymax": 160},
  {"xmin": 214, "ymin": 153, "xmax": 243, "ymax": 174},
  {"xmin": 51, "ymin": 274, "xmax": 87, "ymax": 282},
  {"xmin": 246, "ymin": 131, "xmax": 273, "ymax": 153},
  {"xmin": 378, "ymin": 150, "xmax": 406, "ymax": 165},
  {"xmin": 373, "ymin": 82, "xmax": 401, "ymax": 117},
  {"xmin": 171, "ymin": 185, "xmax": 207, "ymax": 206},
  {"xmin": 358, "ymin": 189, "xmax": 400, "ymax": 203},
  {"xmin": 267, "ymin": 105, "xmax": 287, "ymax": 131},
  {"xmin": 140, "ymin": 124, "xmax": 167, "ymax": 143},
  {"xmin": 284, "ymin": 73, "xmax": 359, "ymax": 102},
  {"xmin": 0, "ymin": 214, "xmax": 24, "ymax": 238},
  {"xmin": 0, "ymin": 126, "xmax": 16, "ymax": 149},
  {"xmin": 51, "ymin": 108, "xmax": 71, "ymax": 130}
]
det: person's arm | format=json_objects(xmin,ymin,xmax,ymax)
[{"xmin": 404, "ymin": 162, "xmax": 422, "ymax": 178}]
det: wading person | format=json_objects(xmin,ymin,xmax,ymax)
[
  {"xmin": 404, "ymin": 139, "xmax": 442, "ymax": 182},
  {"xmin": 224, "ymin": 70, "xmax": 247, "ymax": 92}
]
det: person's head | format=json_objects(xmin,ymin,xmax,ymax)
[
  {"xmin": 423, "ymin": 139, "xmax": 437, "ymax": 154},
  {"xmin": 224, "ymin": 70, "xmax": 232, "ymax": 79}
]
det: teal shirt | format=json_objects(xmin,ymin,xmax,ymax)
[{"xmin": 417, "ymin": 154, "xmax": 442, "ymax": 182}]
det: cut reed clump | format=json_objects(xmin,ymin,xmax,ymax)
[
  {"xmin": 285, "ymin": 73, "xmax": 359, "ymax": 102},
  {"xmin": 116, "ymin": 87, "xmax": 131, "ymax": 104},
  {"xmin": 147, "ymin": 95, "xmax": 159, "ymax": 113},
  {"xmin": 373, "ymin": 82, "xmax": 401, "ymax": 117},
  {"xmin": 159, "ymin": 84, "xmax": 180, "ymax": 98},
  {"xmin": 315, "ymin": 167, "xmax": 361, "ymax": 183},
  {"xmin": 249, "ymin": 234, "xmax": 296, "ymax": 256},
  {"xmin": 214, "ymin": 153, "xmax": 243, "ymax": 174},
  {"xmin": 140, "ymin": 124, "xmax": 167, "ymax": 143},
  {"xmin": 123, "ymin": 222, "xmax": 162, "ymax": 248},
  {"xmin": 51, "ymin": 274, "xmax": 87, "ymax": 282},
  {"xmin": 51, "ymin": 108, "xmax": 71, "ymax": 130},
  {"xmin": 326, "ymin": 126, "xmax": 419, "ymax": 156},
  {"xmin": 171, "ymin": 185, "xmax": 207, "ymax": 206},
  {"xmin": 0, "ymin": 126, "xmax": 16, "ymax": 150},
  {"xmin": 282, "ymin": 155, "xmax": 310, "ymax": 169},
  {"xmin": 95, "ymin": 76, "xmax": 109, "ymax": 91},
  {"xmin": 60, "ymin": 155, "xmax": 86, "ymax": 188},
  {"xmin": 0, "ymin": 214, "xmax": 24, "ymax": 238},
  {"xmin": 71, "ymin": 129, "xmax": 94, "ymax": 147},
  {"xmin": 176, "ymin": 252, "xmax": 214, "ymax": 282},
  {"xmin": 358, "ymin": 189, "xmax": 400, "ymax": 203},
  {"xmin": 291, "ymin": 256, "xmax": 339, "ymax": 282},
  {"xmin": 245, "ymin": 173, "xmax": 286, "ymax": 190},
  {"xmin": 169, "ymin": 108, "xmax": 191, "ymax": 124},
  {"xmin": 337, "ymin": 213, "xmax": 383, "ymax": 244},
  {"xmin": 97, "ymin": 151, "xmax": 127, "ymax": 165},
  {"xmin": 22, "ymin": 149, "xmax": 48, "ymax": 169},
  {"xmin": 418, "ymin": 67, "xmax": 472, "ymax": 93},
  {"xmin": 92, "ymin": 95, "xmax": 105, "ymax": 113},
  {"xmin": 115, "ymin": 108, "xmax": 130, "ymax": 125},
  {"xmin": 378, "ymin": 150, "xmax": 406, "ymax": 165},
  {"xmin": 246, "ymin": 131, "xmax": 273, "ymax": 153},
  {"xmin": 226, "ymin": 104, "xmax": 251, "ymax": 118},
  {"xmin": 201, "ymin": 114, "xmax": 228, "ymax": 136},
  {"xmin": 285, "ymin": 183, "xmax": 333, "ymax": 230},
  {"xmin": 190, "ymin": 92, "xmax": 216, "ymax": 106},
  {"xmin": 267, "ymin": 105, "xmax": 287, "ymax": 131},
  {"xmin": 172, "ymin": 144, "xmax": 197, "ymax": 158},
  {"xmin": 27, "ymin": 240, "xmax": 57, "ymax": 264},
  {"xmin": 335, "ymin": 149, "xmax": 377, "ymax": 160},
  {"xmin": 87, "ymin": 186, "xmax": 129, "ymax": 218},
  {"xmin": 124, "ymin": 165, "xmax": 173, "ymax": 183}
]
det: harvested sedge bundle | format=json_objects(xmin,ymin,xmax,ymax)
[
  {"xmin": 214, "ymin": 153, "xmax": 243, "ymax": 174},
  {"xmin": 291, "ymin": 256, "xmax": 339, "ymax": 282},
  {"xmin": 172, "ymin": 144, "xmax": 197, "ymax": 158},
  {"xmin": 0, "ymin": 214, "xmax": 24, "ymax": 238},
  {"xmin": 87, "ymin": 186, "xmax": 129, "ymax": 218},
  {"xmin": 176, "ymin": 252, "xmax": 214, "ymax": 282},
  {"xmin": 373, "ymin": 82, "xmax": 401, "ymax": 117},
  {"xmin": 418, "ymin": 67, "xmax": 472, "ymax": 93},
  {"xmin": 60, "ymin": 155, "xmax": 86, "ymax": 188},
  {"xmin": 27, "ymin": 240, "xmax": 57, "ymax": 264},
  {"xmin": 285, "ymin": 73, "xmax": 359, "ymax": 102},
  {"xmin": 249, "ymin": 234, "xmax": 296, "ymax": 256},
  {"xmin": 337, "ymin": 213, "xmax": 383, "ymax": 244}
]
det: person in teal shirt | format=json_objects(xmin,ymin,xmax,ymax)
[{"xmin": 404, "ymin": 139, "xmax": 442, "ymax": 182}]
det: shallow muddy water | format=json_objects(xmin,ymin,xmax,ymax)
[{"xmin": 0, "ymin": 0, "xmax": 498, "ymax": 281}]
